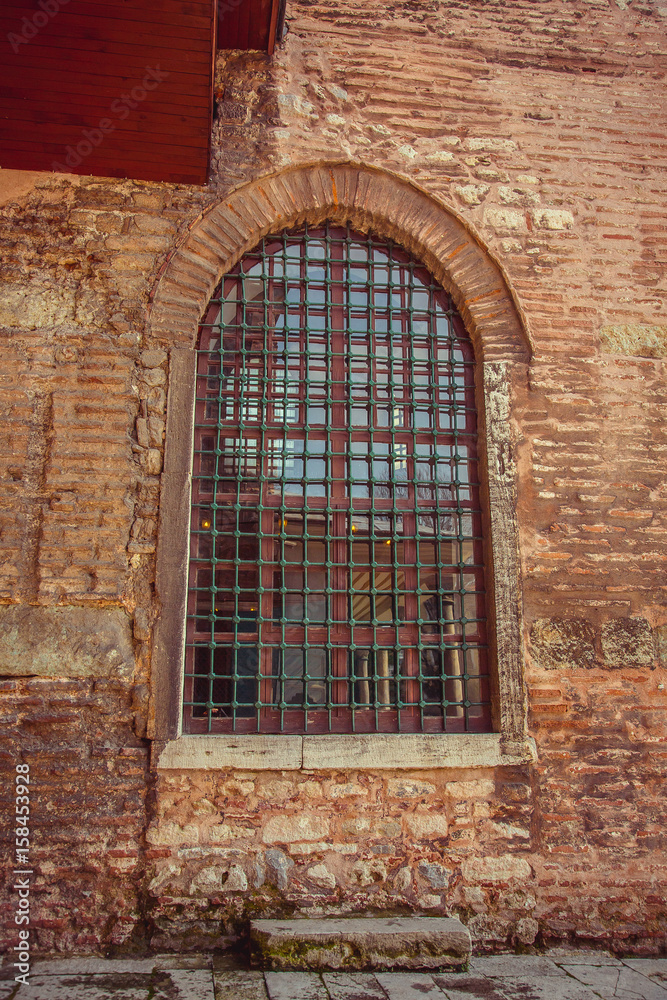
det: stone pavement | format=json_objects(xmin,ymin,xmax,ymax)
[{"xmin": 0, "ymin": 952, "xmax": 665, "ymax": 1000}]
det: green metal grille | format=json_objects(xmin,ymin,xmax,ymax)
[{"xmin": 183, "ymin": 223, "xmax": 491, "ymax": 735}]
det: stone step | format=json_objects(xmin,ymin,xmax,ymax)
[{"xmin": 250, "ymin": 916, "xmax": 471, "ymax": 971}]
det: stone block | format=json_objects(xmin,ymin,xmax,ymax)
[
  {"xmin": 622, "ymin": 960, "xmax": 667, "ymax": 981},
  {"xmin": 322, "ymin": 972, "xmax": 387, "ymax": 999},
  {"xmin": 600, "ymin": 324, "xmax": 667, "ymax": 358},
  {"xmin": 307, "ymin": 863, "xmax": 337, "ymax": 889},
  {"xmin": 0, "ymin": 282, "xmax": 76, "ymax": 328},
  {"xmin": 262, "ymin": 814, "xmax": 330, "ymax": 844},
  {"xmin": 532, "ymin": 208, "xmax": 574, "ymax": 230},
  {"xmin": 0, "ymin": 605, "xmax": 134, "ymax": 678},
  {"xmin": 291, "ymin": 842, "xmax": 332, "ymax": 855},
  {"xmin": 387, "ymin": 779, "xmax": 436, "ymax": 798},
  {"xmin": 351, "ymin": 859, "xmax": 387, "ymax": 886},
  {"xmin": 222, "ymin": 865, "xmax": 248, "ymax": 892},
  {"xmin": 484, "ymin": 206, "xmax": 525, "ymax": 230},
  {"xmin": 465, "ymin": 137, "xmax": 517, "ymax": 152},
  {"xmin": 601, "ymin": 617, "xmax": 654, "ymax": 669},
  {"xmin": 560, "ymin": 965, "xmax": 667, "ymax": 1000},
  {"xmin": 375, "ymin": 972, "xmax": 454, "ymax": 998},
  {"xmin": 189, "ymin": 866, "xmax": 226, "ymax": 895},
  {"xmin": 161, "ymin": 969, "xmax": 216, "ymax": 999},
  {"xmin": 148, "ymin": 415, "xmax": 165, "ymax": 446},
  {"xmin": 375, "ymin": 819, "xmax": 401, "ymax": 837},
  {"xmin": 393, "ymin": 867, "xmax": 412, "ymax": 892},
  {"xmin": 420, "ymin": 894, "xmax": 444, "ymax": 910},
  {"xmin": 515, "ymin": 915, "xmax": 540, "ymax": 944},
  {"xmin": 147, "ymin": 821, "xmax": 200, "ymax": 847},
  {"xmin": 530, "ymin": 617, "xmax": 597, "ymax": 670},
  {"xmin": 546, "ymin": 950, "xmax": 621, "ymax": 965},
  {"xmin": 143, "ymin": 447, "xmax": 163, "ymax": 475},
  {"xmin": 471, "ymin": 956, "xmax": 566, "ymax": 977},
  {"xmin": 250, "ymin": 917, "xmax": 471, "ymax": 971},
  {"xmin": 31, "ymin": 958, "xmax": 156, "ymax": 974},
  {"xmin": 214, "ymin": 970, "xmax": 269, "ymax": 1000},
  {"xmin": 477, "ymin": 976, "xmax": 598, "ymax": 1000},
  {"xmin": 418, "ymin": 862, "xmax": 452, "ymax": 889},
  {"xmin": 433, "ymin": 973, "xmax": 509, "ymax": 1000},
  {"xmin": 262, "ymin": 780, "xmax": 294, "ymax": 800},
  {"xmin": 135, "ymin": 416, "xmax": 150, "ymax": 447},
  {"xmin": 461, "ymin": 855, "xmax": 532, "ymax": 882},
  {"xmin": 6, "ymin": 977, "xmax": 147, "ymax": 999},
  {"xmin": 453, "ymin": 184, "xmax": 489, "ymax": 206},
  {"xmin": 404, "ymin": 812, "xmax": 449, "ymax": 839},
  {"xmin": 446, "ymin": 780, "xmax": 495, "ymax": 799},
  {"xmin": 265, "ymin": 972, "xmax": 329, "ymax": 1000},
  {"xmin": 208, "ymin": 823, "xmax": 255, "ymax": 842},
  {"xmin": 328, "ymin": 782, "xmax": 367, "ymax": 798},
  {"xmin": 265, "ymin": 848, "xmax": 295, "ymax": 889}
]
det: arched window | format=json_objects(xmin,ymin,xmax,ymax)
[{"xmin": 182, "ymin": 224, "xmax": 491, "ymax": 736}]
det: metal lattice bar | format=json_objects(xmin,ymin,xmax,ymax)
[{"xmin": 183, "ymin": 223, "xmax": 491, "ymax": 735}]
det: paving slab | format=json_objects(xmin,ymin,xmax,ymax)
[
  {"xmin": 265, "ymin": 971, "xmax": 330, "ymax": 1000},
  {"xmin": 214, "ymin": 969, "xmax": 269, "ymax": 1000},
  {"xmin": 154, "ymin": 954, "xmax": 213, "ymax": 970},
  {"xmin": 375, "ymin": 972, "xmax": 447, "ymax": 999},
  {"xmin": 547, "ymin": 951, "xmax": 622, "ymax": 967},
  {"xmin": 154, "ymin": 969, "xmax": 216, "ymax": 1000},
  {"xmin": 13, "ymin": 973, "xmax": 151, "ymax": 999},
  {"xmin": 323, "ymin": 971, "xmax": 388, "ymax": 999},
  {"xmin": 496, "ymin": 977, "xmax": 602, "ymax": 1000},
  {"xmin": 252, "ymin": 917, "xmax": 470, "ymax": 971},
  {"xmin": 562, "ymin": 965, "xmax": 667, "ymax": 1000},
  {"xmin": 471, "ymin": 956, "xmax": 568, "ymax": 978},
  {"xmin": 622, "ymin": 962, "xmax": 667, "ymax": 984},
  {"xmin": 433, "ymin": 972, "xmax": 512, "ymax": 1000},
  {"xmin": 30, "ymin": 958, "xmax": 157, "ymax": 975}
]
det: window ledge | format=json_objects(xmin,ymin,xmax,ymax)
[{"xmin": 156, "ymin": 733, "xmax": 537, "ymax": 771}]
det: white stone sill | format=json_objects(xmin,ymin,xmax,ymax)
[{"xmin": 157, "ymin": 733, "xmax": 537, "ymax": 771}]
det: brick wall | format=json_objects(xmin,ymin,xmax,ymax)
[
  {"xmin": 1, "ymin": 0, "xmax": 665, "ymax": 956},
  {"xmin": 0, "ymin": 678, "xmax": 148, "ymax": 950}
]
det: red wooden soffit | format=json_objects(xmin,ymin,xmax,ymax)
[
  {"xmin": 218, "ymin": 0, "xmax": 286, "ymax": 54},
  {"xmin": 0, "ymin": 0, "xmax": 219, "ymax": 184}
]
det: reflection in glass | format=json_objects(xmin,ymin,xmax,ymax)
[
  {"xmin": 352, "ymin": 649, "xmax": 396, "ymax": 708},
  {"xmin": 192, "ymin": 646, "xmax": 258, "ymax": 718},
  {"xmin": 273, "ymin": 648, "xmax": 327, "ymax": 707}
]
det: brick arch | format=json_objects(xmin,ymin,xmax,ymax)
[{"xmin": 148, "ymin": 163, "xmax": 531, "ymax": 362}]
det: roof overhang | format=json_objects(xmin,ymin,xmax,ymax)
[{"xmin": 0, "ymin": 0, "xmax": 284, "ymax": 184}]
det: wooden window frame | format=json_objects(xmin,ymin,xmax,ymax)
[{"xmin": 181, "ymin": 227, "xmax": 492, "ymax": 738}]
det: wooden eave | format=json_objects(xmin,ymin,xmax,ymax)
[{"xmin": 0, "ymin": 0, "xmax": 284, "ymax": 185}]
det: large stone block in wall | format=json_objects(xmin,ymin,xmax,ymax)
[
  {"xmin": 530, "ymin": 617, "xmax": 596, "ymax": 670},
  {"xmin": 600, "ymin": 617, "xmax": 654, "ymax": 670},
  {"xmin": 0, "ymin": 282, "xmax": 77, "ymax": 329},
  {"xmin": 0, "ymin": 605, "xmax": 134, "ymax": 677},
  {"xmin": 600, "ymin": 324, "xmax": 667, "ymax": 358}
]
